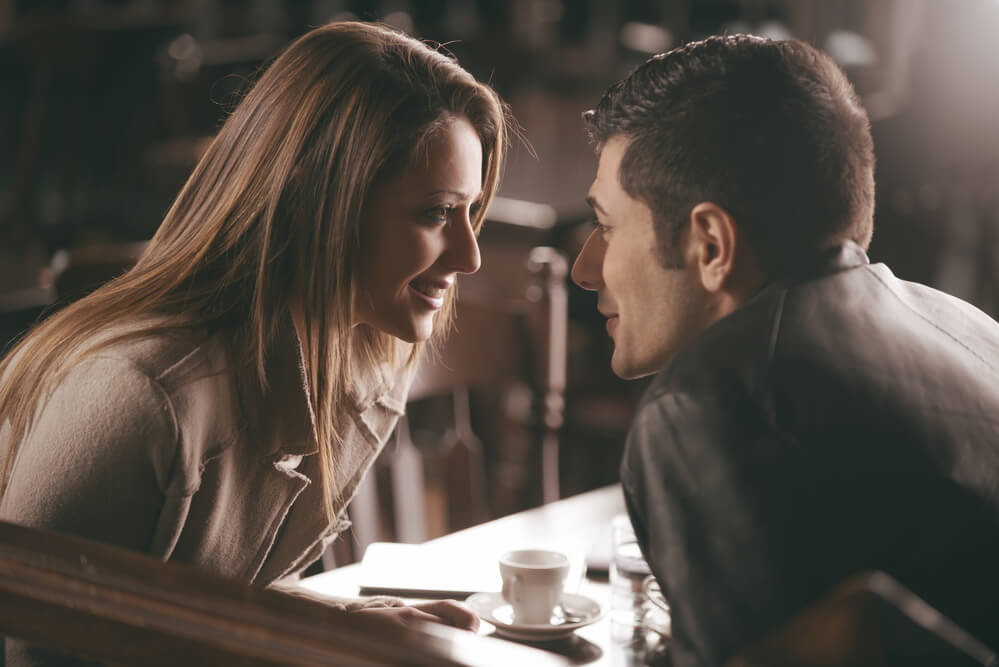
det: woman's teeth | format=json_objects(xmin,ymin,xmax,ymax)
[{"xmin": 410, "ymin": 282, "xmax": 445, "ymax": 298}]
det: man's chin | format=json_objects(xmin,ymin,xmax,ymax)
[
  {"xmin": 611, "ymin": 351, "xmax": 661, "ymax": 380},
  {"xmin": 611, "ymin": 357, "xmax": 641, "ymax": 380}
]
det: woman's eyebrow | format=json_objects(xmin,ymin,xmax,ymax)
[{"xmin": 430, "ymin": 189, "xmax": 482, "ymax": 199}]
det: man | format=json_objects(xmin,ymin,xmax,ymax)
[{"xmin": 571, "ymin": 35, "xmax": 999, "ymax": 666}]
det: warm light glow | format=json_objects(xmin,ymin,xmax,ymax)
[
  {"xmin": 824, "ymin": 30, "xmax": 878, "ymax": 67},
  {"xmin": 619, "ymin": 22, "xmax": 673, "ymax": 55},
  {"xmin": 382, "ymin": 11, "xmax": 414, "ymax": 35}
]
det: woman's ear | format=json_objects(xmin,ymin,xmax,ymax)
[{"xmin": 688, "ymin": 201, "xmax": 738, "ymax": 293}]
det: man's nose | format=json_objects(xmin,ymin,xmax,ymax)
[
  {"xmin": 571, "ymin": 228, "xmax": 605, "ymax": 291},
  {"xmin": 443, "ymin": 211, "xmax": 482, "ymax": 275}
]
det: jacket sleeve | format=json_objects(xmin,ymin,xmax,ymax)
[
  {"xmin": 1, "ymin": 354, "xmax": 179, "ymax": 553},
  {"xmin": 270, "ymin": 575, "xmax": 407, "ymax": 612},
  {"xmin": 620, "ymin": 386, "xmax": 823, "ymax": 667}
]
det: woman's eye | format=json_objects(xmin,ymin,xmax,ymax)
[
  {"xmin": 591, "ymin": 219, "xmax": 611, "ymax": 237},
  {"xmin": 423, "ymin": 206, "xmax": 452, "ymax": 224}
]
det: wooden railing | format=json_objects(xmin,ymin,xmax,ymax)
[{"xmin": 0, "ymin": 519, "xmax": 567, "ymax": 666}]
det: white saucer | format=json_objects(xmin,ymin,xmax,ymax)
[{"xmin": 466, "ymin": 592, "xmax": 603, "ymax": 641}]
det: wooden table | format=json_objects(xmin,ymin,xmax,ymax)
[{"xmin": 302, "ymin": 485, "xmax": 670, "ymax": 666}]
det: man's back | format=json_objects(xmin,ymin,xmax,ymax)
[{"xmin": 621, "ymin": 243, "xmax": 999, "ymax": 666}]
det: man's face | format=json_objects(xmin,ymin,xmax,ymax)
[{"xmin": 571, "ymin": 136, "xmax": 708, "ymax": 379}]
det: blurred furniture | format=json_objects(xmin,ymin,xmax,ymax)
[
  {"xmin": 49, "ymin": 241, "xmax": 147, "ymax": 304},
  {"xmin": 341, "ymin": 231, "xmax": 569, "ymax": 564},
  {"xmin": 5, "ymin": 12, "xmax": 101, "ymax": 238},
  {"xmin": 4, "ymin": 6, "xmax": 194, "ymax": 247},
  {"xmin": 728, "ymin": 571, "xmax": 998, "ymax": 667},
  {"xmin": 0, "ymin": 242, "xmax": 146, "ymax": 354},
  {"xmin": 0, "ymin": 518, "xmax": 566, "ymax": 666},
  {"xmin": 0, "ymin": 242, "xmax": 149, "ymax": 388},
  {"xmin": 411, "ymin": 241, "xmax": 568, "ymax": 511},
  {"xmin": 0, "ymin": 286, "xmax": 52, "ymax": 355}
]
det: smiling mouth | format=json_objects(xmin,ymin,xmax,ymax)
[
  {"xmin": 410, "ymin": 281, "xmax": 446, "ymax": 299},
  {"xmin": 409, "ymin": 280, "xmax": 447, "ymax": 309}
]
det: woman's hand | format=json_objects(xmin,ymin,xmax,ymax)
[{"xmin": 354, "ymin": 600, "xmax": 480, "ymax": 632}]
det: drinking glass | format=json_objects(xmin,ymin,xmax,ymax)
[{"xmin": 608, "ymin": 513, "xmax": 652, "ymax": 633}]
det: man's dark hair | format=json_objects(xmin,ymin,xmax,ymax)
[{"xmin": 584, "ymin": 35, "xmax": 875, "ymax": 276}]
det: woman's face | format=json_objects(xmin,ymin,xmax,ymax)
[{"xmin": 354, "ymin": 116, "xmax": 484, "ymax": 342}]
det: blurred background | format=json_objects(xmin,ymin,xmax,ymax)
[{"xmin": 2, "ymin": 0, "xmax": 998, "ymax": 554}]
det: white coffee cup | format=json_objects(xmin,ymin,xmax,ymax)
[{"xmin": 499, "ymin": 549, "xmax": 570, "ymax": 625}]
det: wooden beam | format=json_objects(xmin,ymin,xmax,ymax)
[{"xmin": 0, "ymin": 520, "xmax": 567, "ymax": 666}]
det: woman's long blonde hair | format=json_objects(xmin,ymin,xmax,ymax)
[{"xmin": 0, "ymin": 21, "xmax": 508, "ymax": 519}]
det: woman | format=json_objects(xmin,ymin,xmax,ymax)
[{"xmin": 0, "ymin": 20, "xmax": 507, "ymax": 644}]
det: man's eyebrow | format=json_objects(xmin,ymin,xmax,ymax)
[{"xmin": 585, "ymin": 195, "xmax": 607, "ymax": 216}]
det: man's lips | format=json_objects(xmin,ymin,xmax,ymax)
[{"xmin": 598, "ymin": 307, "xmax": 619, "ymax": 336}]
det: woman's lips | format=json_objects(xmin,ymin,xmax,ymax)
[
  {"xmin": 606, "ymin": 315, "xmax": 619, "ymax": 336},
  {"xmin": 409, "ymin": 283, "xmax": 445, "ymax": 310}
]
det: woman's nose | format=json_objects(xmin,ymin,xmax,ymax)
[
  {"xmin": 444, "ymin": 212, "xmax": 481, "ymax": 275},
  {"xmin": 571, "ymin": 229, "xmax": 605, "ymax": 291}
]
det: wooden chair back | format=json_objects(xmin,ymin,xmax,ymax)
[{"xmin": 340, "ymin": 232, "xmax": 569, "ymax": 564}]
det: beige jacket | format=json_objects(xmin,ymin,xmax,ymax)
[{"xmin": 0, "ymin": 316, "xmax": 412, "ymax": 595}]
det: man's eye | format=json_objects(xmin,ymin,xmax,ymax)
[{"xmin": 591, "ymin": 219, "xmax": 611, "ymax": 237}]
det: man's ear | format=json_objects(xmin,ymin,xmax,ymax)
[{"xmin": 687, "ymin": 201, "xmax": 738, "ymax": 293}]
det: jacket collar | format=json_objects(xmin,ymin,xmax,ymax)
[
  {"xmin": 725, "ymin": 241, "xmax": 870, "ymax": 323},
  {"xmin": 233, "ymin": 316, "xmax": 413, "ymax": 459},
  {"xmin": 235, "ymin": 315, "xmax": 318, "ymax": 458},
  {"xmin": 778, "ymin": 240, "xmax": 870, "ymax": 285}
]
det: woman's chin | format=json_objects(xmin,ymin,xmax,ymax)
[
  {"xmin": 355, "ymin": 310, "xmax": 435, "ymax": 343},
  {"xmin": 390, "ymin": 319, "xmax": 434, "ymax": 344}
]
